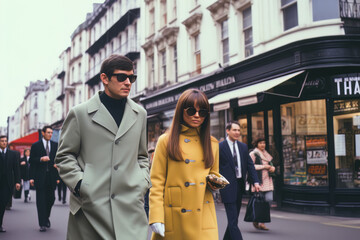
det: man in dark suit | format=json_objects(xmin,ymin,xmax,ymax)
[
  {"xmin": 219, "ymin": 121, "xmax": 260, "ymax": 240},
  {"xmin": 0, "ymin": 135, "xmax": 21, "ymax": 233},
  {"xmin": 29, "ymin": 126, "xmax": 59, "ymax": 232}
]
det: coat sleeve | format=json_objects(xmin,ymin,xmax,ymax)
[
  {"xmin": 13, "ymin": 151, "xmax": 21, "ymax": 184},
  {"xmin": 249, "ymin": 151, "xmax": 266, "ymax": 170},
  {"xmin": 209, "ymin": 137, "xmax": 219, "ymax": 175},
  {"xmin": 149, "ymin": 134, "xmax": 168, "ymax": 225},
  {"xmin": 244, "ymin": 145, "xmax": 260, "ymax": 184},
  {"xmin": 55, "ymin": 108, "xmax": 83, "ymax": 192},
  {"xmin": 137, "ymin": 110, "xmax": 150, "ymax": 183}
]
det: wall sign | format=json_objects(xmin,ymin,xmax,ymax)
[{"xmin": 332, "ymin": 73, "xmax": 360, "ymax": 98}]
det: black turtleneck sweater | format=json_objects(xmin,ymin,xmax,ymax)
[{"xmin": 100, "ymin": 92, "xmax": 127, "ymax": 127}]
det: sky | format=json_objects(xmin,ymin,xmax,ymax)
[{"xmin": 0, "ymin": 0, "xmax": 104, "ymax": 126}]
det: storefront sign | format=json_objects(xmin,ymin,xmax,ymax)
[
  {"xmin": 144, "ymin": 76, "xmax": 236, "ymax": 110},
  {"xmin": 334, "ymin": 99, "xmax": 360, "ymax": 113},
  {"xmin": 307, "ymin": 150, "xmax": 327, "ymax": 164},
  {"xmin": 307, "ymin": 164, "xmax": 327, "ymax": 175},
  {"xmin": 332, "ymin": 73, "xmax": 360, "ymax": 97}
]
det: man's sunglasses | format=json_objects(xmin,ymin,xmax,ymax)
[
  {"xmin": 110, "ymin": 73, "xmax": 137, "ymax": 83},
  {"xmin": 185, "ymin": 107, "xmax": 208, "ymax": 118}
]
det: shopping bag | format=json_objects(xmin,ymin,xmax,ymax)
[
  {"xmin": 244, "ymin": 193, "xmax": 271, "ymax": 223},
  {"xmin": 13, "ymin": 185, "xmax": 23, "ymax": 199}
]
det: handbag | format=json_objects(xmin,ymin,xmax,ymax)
[
  {"xmin": 13, "ymin": 185, "xmax": 23, "ymax": 199},
  {"xmin": 244, "ymin": 193, "xmax": 271, "ymax": 223}
]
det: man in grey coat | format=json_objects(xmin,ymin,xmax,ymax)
[{"xmin": 55, "ymin": 55, "xmax": 150, "ymax": 239}]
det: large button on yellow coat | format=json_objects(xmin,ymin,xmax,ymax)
[{"xmin": 149, "ymin": 125, "xmax": 219, "ymax": 240}]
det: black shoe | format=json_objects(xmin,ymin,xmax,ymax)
[
  {"xmin": 5, "ymin": 207, "xmax": 11, "ymax": 210},
  {"xmin": 62, "ymin": 200, "xmax": 66, "ymax": 204},
  {"xmin": 46, "ymin": 220, "xmax": 51, "ymax": 228},
  {"xmin": 0, "ymin": 226, "xmax": 6, "ymax": 232},
  {"xmin": 24, "ymin": 198, "xmax": 28, "ymax": 203},
  {"xmin": 39, "ymin": 226, "xmax": 47, "ymax": 232}
]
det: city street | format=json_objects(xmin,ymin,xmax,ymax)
[{"xmin": 2, "ymin": 190, "xmax": 359, "ymax": 240}]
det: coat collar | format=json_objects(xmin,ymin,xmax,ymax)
[
  {"xmin": 87, "ymin": 91, "xmax": 139, "ymax": 138},
  {"xmin": 180, "ymin": 124, "xmax": 200, "ymax": 136}
]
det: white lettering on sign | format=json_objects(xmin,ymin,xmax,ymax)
[
  {"xmin": 334, "ymin": 76, "xmax": 360, "ymax": 96},
  {"xmin": 216, "ymin": 76, "xmax": 236, "ymax": 88}
]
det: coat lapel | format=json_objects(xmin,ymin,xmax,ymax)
[
  {"xmin": 115, "ymin": 100, "xmax": 138, "ymax": 140},
  {"xmin": 223, "ymin": 141, "xmax": 236, "ymax": 171},
  {"xmin": 88, "ymin": 93, "xmax": 118, "ymax": 136}
]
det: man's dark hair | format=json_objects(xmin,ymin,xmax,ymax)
[
  {"xmin": 226, "ymin": 121, "xmax": 240, "ymax": 131},
  {"xmin": 42, "ymin": 126, "xmax": 53, "ymax": 133},
  {"xmin": 100, "ymin": 54, "xmax": 134, "ymax": 78},
  {"xmin": 0, "ymin": 135, "xmax": 7, "ymax": 140}
]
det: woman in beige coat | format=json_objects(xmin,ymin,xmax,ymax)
[
  {"xmin": 249, "ymin": 137, "xmax": 275, "ymax": 231},
  {"xmin": 149, "ymin": 89, "xmax": 220, "ymax": 240}
]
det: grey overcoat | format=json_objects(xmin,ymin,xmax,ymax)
[{"xmin": 55, "ymin": 92, "xmax": 150, "ymax": 240}]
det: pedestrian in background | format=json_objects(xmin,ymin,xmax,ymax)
[
  {"xmin": 249, "ymin": 137, "xmax": 275, "ymax": 231},
  {"xmin": 219, "ymin": 121, "xmax": 260, "ymax": 240},
  {"xmin": 20, "ymin": 149, "xmax": 31, "ymax": 202},
  {"xmin": 55, "ymin": 54, "xmax": 150, "ymax": 240},
  {"xmin": 149, "ymin": 89, "xmax": 220, "ymax": 240},
  {"xmin": 29, "ymin": 126, "xmax": 60, "ymax": 232},
  {"xmin": 57, "ymin": 178, "xmax": 67, "ymax": 204},
  {"xmin": 0, "ymin": 135, "xmax": 21, "ymax": 233}
]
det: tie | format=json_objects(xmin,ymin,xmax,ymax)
[
  {"xmin": 46, "ymin": 141, "xmax": 50, "ymax": 156},
  {"xmin": 233, "ymin": 142, "xmax": 238, "ymax": 168},
  {"xmin": 1, "ymin": 150, "xmax": 4, "ymax": 159}
]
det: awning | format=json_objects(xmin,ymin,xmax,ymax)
[
  {"xmin": 9, "ymin": 131, "xmax": 40, "ymax": 155},
  {"xmin": 209, "ymin": 70, "xmax": 306, "ymax": 111}
]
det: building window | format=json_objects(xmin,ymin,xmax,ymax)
[
  {"xmin": 243, "ymin": 7, "xmax": 253, "ymax": 57},
  {"xmin": 78, "ymin": 63, "xmax": 81, "ymax": 82},
  {"xmin": 160, "ymin": 51, "xmax": 166, "ymax": 85},
  {"xmin": 172, "ymin": 0, "xmax": 177, "ymax": 20},
  {"xmin": 333, "ymin": 99, "xmax": 360, "ymax": 188},
  {"xmin": 313, "ymin": 0, "xmax": 339, "ymax": 21},
  {"xmin": 173, "ymin": 44, "xmax": 178, "ymax": 82},
  {"xmin": 160, "ymin": 0, "xmax": 167, "ymax": 27},
  {"xmin": 149, "ymin": 7, "xmax": 155, "ymax": 36},
  {"xmin": 79, "ymin": 37, "xmax": 82, "ymax": 53},
  {"xmin": 221, "ymin": 19, "xmax": 229, "ymax": 65},
  {"xmin": 281, "ymin": 0, "xmax": 298, "ymax": 31},
  {"xmin": 148, "ymin": 55, "xmax": 154, "ymax": 88},
  {"xmin": 281, "ymin": 100, "xmax": 328, "ymax": 187},
  {"xmin": 194, "ymin": 35, "xmax": 201, "ymax": 75}
]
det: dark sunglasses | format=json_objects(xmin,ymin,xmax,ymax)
[
  {"xmin": 110, "ymin": 73, "xmax": 137, "ymax": 83},
  {"xmin": 185, "ymin": 107, "xmax": 208, "ymax": 118}
]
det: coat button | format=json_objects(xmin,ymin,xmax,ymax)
[
  {"xmin": 111, "ymin": 194, "xmax": 115, "ymax": 199},
  {"xmin": 184, "ymin": 138, "xmax": 190, "ymax": 143},
  {"xmin": 114, "ymin": 165, "xmax": 118, "ymax": 170},
  {"xmin": 185, "ymin": 182, "xmax": 190, "ymax": 187},
  {"xmin": 181, "ymin": 208, "xmax": 186, "ymax": 213},
  {"xmin": 115, "ymin": 139, "xmax": 120, "ymax": 144},
  {"xmin": 185, "ymin": 159, "xmax": 190, "ymax": 164}
]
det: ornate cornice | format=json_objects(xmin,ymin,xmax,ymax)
[
  {"xmin": 162, "ymin": 26, "xmax": 179, "ymax": 46},
  {"xmin": 182, "ymin": 13, "xmax": 203, "ymax": 36},
  {"xmin": 207, "ymin": 0, "xmax": 230, "ymax": 22},
  {"xmin": 231, "ymin": 0, "xmax": 251, "ymax": 11}
]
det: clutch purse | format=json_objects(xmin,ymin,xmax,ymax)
[{"xmin": 206, "ymin": 173, "xmax": 229, "ymax": 189}]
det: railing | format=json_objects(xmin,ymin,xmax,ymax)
[{"xmin": 340, "ymin": 0, "xmax": 360, "ymax": 18}]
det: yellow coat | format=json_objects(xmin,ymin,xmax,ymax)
[{"xmin": 149, "ymin": 125, "xmax": 219, "ymax": 240}]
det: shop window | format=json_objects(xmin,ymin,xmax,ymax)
[
  {"xmin": 210, "ymin": 111, "xmax": 226, "ymax": 141},
  {"xmin": 281, "ymin": 100, "xmax": 328, "ymax": 186},
  {"xmin": 333, "ymin": 99, "xmax": 360, "ymax": 188},
  {"xmin": 148, "ymin": 121, "xmax": 165, "ymax": 151},
  {"xmin": 251, "ymin": 111, "xmax": 264, "ymax": 141},
  {"xmin": 237, "ymin": 115, "xmax": 248, "ymax": 145}
]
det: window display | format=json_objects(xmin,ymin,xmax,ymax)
[
  {"xmin": 281, "ymin": 100, "xmax": 328, "ymax": 186},
  {"xmin": 333, "ymin": 99, "xmax": 360, "ymax": 188}
]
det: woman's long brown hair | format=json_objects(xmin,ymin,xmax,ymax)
[{"xmin": 167, "ymin": 88, "xmax": 214, "ymax": 168}]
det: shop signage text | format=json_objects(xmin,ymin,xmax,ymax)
[
  {"xmin": 145, "ymin": 76, "xmax": 236, "ymax": 110},
  {"xmin": 333, "ymin": 75, "xmax": 360, "ymax": 97}
]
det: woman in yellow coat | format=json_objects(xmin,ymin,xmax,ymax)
[{"xmin": 149, "ymin": 89, "xmax": 220, "ymax": 240}]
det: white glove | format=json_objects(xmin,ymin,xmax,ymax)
[{"xmin": 150, "ymin": 222, "xmax": 165, "ymax": 237}]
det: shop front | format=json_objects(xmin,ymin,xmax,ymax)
[{"xmin": 140, "ymin": 36, "xmax": 360, "ymax": 216}]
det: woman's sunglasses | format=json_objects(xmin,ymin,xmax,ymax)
[
  {"xmin": 185, "ymin": 107, "xmax": 208, "ymax": 118},
  {"xmin": 111, "ymin": 73, "xmax": 137, "ymax": 83}
]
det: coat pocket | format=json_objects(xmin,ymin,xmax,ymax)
[
  {"xmin": 168, "ymin": 186, "xmax": 181, "ymax": 207},
  {"xmin": 202, "ymin": 201, "xmax": 217, "ymax": 229}
]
